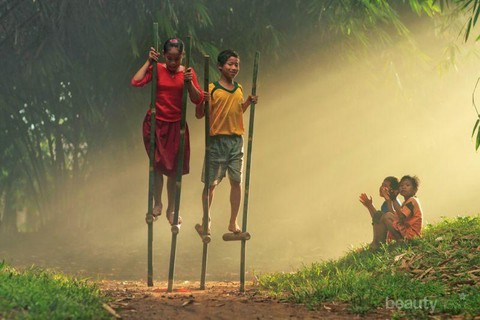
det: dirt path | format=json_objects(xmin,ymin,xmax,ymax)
[{"xmin": 99, "ymin": 280, "xmax": 393, "ymax": 320}]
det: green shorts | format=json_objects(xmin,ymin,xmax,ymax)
[{"xmin": 202, "ymin": 135, "xmax": 243, "ymax": 186}]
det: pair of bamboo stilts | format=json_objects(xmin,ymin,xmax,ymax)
[
  {"xmin": 145, "ymin": 22, "xmax": 259, "ymax": 292},
  {"xmin": 145, "ymin": 22, "xmax": 187, "ymax": 292}
]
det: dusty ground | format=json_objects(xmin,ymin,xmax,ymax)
[
  {"xmin": 99, "ymin": 280, "xmax": 394, "ymax": 320},
  {"xmin": 1, "ymin": 233, "xmax": 394, "ymax": 319},
  {"xmin": 0, "ymin": 232, "xmax": 392, "ymax": 319}
]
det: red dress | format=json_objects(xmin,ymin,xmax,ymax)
[{"xmin": 131, "ymin": 63, "xmax": 203, "ymax": 176}]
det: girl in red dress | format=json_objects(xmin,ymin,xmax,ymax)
[{"xmin": 131, "ymin": 38, "xmax": 203, "ymax": 225}]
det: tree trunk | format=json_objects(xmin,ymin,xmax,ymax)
[{"xmin": 0, "ymin": 182, "xmax": 18, "ymax": 236}]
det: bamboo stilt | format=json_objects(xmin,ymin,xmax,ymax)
[
  {"xmin": 146, "ymin": 22, "xmax": 159, "ymax": 287},
  {"xmin": 239, "ymin": 51, "xmax": 260, "ymax": 292},
  {"xmin": 167, "ymin": 36, "xmax": 191, "ymax": 293},
  {"xmin": 200, "ymin": 55, "xmax": 211, "ymax": 290}
]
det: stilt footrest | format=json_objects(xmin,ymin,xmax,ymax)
[
  {"xmin": 171, "ymin": 224, "xmax": 181, "ymax": 234},
  {"xmin": 195, "ymin": 224, "xmax": 211, "ymax": 244},
  {"xmin": 222, "ymin": 232, "xmax": 251, "ymax": 241},
  {"xmin": 145, "ymin": 213, "xmax": 154, "ymax": 224}
]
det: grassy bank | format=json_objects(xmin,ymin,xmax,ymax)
[
  {"xmin": 258, "ymin": 216, "xmax": 480, "ymax": 319},
  {"xmin": 0, "ymin": 263, "xmax": 109, "ymax": 319}
]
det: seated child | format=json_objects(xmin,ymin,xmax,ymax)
[
  {"xmin": 359, "ymin": 176, "xmax": 400, "ymax": 250},
  {"xmin": 382, "ymin": 175, "xmax": 423, "ymax": 243},
  {"xmin": 360, "ymin": 175, "xmax": 423, "ymax": 250}
]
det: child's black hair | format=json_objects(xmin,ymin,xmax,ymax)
[
  {"xmin": 217, "ymin": 49, "xmax": 239, "ymax": 66},
  {"xmin": 400, "ymin": 175, "xmax": 420, "ymax": 189},
  {"xmin": 384, "ymin": 176, "xmax": 399, "ymax": 190},
  {"xmin": 163, "ymin": 38, "xmax": 184, "ymax": 53}
]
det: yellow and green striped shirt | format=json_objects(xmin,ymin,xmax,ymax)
[{"xmin": 208, "ymin": 81, "xmax": 245, "ymax": 136}]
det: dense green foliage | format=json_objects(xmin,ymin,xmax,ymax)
[
  {"xmin": 0, "ymin": 262, "xmax": 109, "ymax": 319},
  {"xmin": 0, "ymin": 0, "xmax": 477, "ymax": 234},
  {"xmin": 258, "ymin": 216, "xmax": 480, "ymax": 318}
]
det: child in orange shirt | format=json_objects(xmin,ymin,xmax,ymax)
[{"xmin": 385, "ymin": 175, "xmax": 423, "ymax": 240}]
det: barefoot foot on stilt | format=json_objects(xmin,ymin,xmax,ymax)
[
  {"xmin": 152, "ymin": 205, "xmax": 162, "ymax": 221},
  {"xmin": 228, "ymin": 222, "xmax": 241, "ymax": 234},
  {"xmin": 167, "ymin": 211, "xmax": 182, "ymax": 226}
]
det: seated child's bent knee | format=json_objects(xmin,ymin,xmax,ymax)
[{"xmin": 380, "ymin": 212, "xmax": 396, "ymax": 225}]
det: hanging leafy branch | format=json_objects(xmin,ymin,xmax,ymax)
[
  {"xmin": 472, "ymin": 77, "xmax": 480, "ymax": 150},
  {"xmin": 0, "ymin": 0, "xmax": 460, "ymax": 232},
  {"xmin": 453, "ymin": 0, "xmax": 480, "ymax": 41},
  {"xmin": 437, "ymin": 0, "xmax": 480, "ymax": 151}
]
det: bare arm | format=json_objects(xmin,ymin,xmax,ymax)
[
  {"xmin": 359, "ymin": 193, "xmax": 377, "ymax": 218},
  {"xmin": 195, "ymin": 91, "xmax": 209, "ymax": 119},
  {"xmin": 184, "ymin": 67, "xmax": 202, "ymax": 104},
  {"xmin": 381, "ymin": 187, "xmax": 404, "ymax": 217},
  {"xmin": 132, "ymin": 60, "xmax": 151, "ymax": 82},
  {"xmin": 132, "ymin": 47, "xmax": 160, "ymax": 82},
  {"xmin": 242, "ymin": 95, "xmax": 258, "ymax": 112},
  {"xmin": 382, "ymin": 187, "xmax": 396, "ymax": 213}
]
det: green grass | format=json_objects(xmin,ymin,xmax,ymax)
[
  {"xmin": 258, "ymin": 215, "xmax": 480, "ymax": 319},
  {"xmin": 0, "ymin": 263, "xmax": 110, "ymax": 320}
]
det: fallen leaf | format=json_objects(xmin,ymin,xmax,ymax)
[
  {"xmin": 410, "ymin": 269, "xmax": 424, "ymax": 274},
  {"xmin": 400, "ymin": 259, "xmax": 411, "ymax": 271},
  {"xmin": 437, "ymin": 257, "xmax": 454, "ymax": 267},
  {"xmin": 417, "ymin": 267, "xmax": 434, "ymax": 279},
  {"xmin": 102, "ymin": 303, "xmax": 122, "ymax": 319},
  {"xmin": 452, "ymin": 280, "xmax": 475, "ymax": 286},
  {"xmin": 409, "ymin": 254, "xmax": 425, "ymax": 265},
  {"xmin": 119, "ymin": 305, "xmax": 136, "ymax": 311},
  {"xmin": 394, "ymin": 253, "xmax": 408, "ymax": 262},
  {"xmin": 181, "ymin": 300, "xmax": 194, "ymax": 307}
]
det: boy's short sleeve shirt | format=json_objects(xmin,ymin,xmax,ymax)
[{"xmin": 209, "ymin": 81, "xmax": 245, "ymax": 136}]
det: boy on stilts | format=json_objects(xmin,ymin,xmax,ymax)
[{"xmin": 195, "ymin": 50, "xmax": 258, "ymax": 234}]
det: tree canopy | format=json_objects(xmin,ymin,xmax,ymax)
[{"xmin": 0, "ymin": 0, "xmax": 476, "ymax": 234}]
